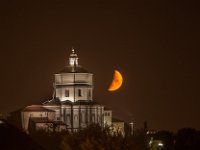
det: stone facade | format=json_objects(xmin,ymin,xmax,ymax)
[{"xmin": 11, "ymin": 49, "xmax": 124, "ymax": 134}]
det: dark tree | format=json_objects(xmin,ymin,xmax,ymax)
[
  {"xmin": 0, "ymin": 119, "xmax": 44, "ymax": 150},
  {"xmin": 175, "ymin": 128, "xmax": 200, "ymax": 150},
  {"xmin": 153, "ymin": 130, "xmax": 175, "ymax": 150}
]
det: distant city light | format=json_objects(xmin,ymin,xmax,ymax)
[{"xmin": 158, "ymin": 142, "xmax": 164, "ymax": 147}]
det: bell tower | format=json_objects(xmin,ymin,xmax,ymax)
[{"xmin": 54, "ymin": 48, "xmax": 93, "ymax": 102}]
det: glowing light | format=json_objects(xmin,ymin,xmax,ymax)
[
  {"xmin": 158, "ymin": 142, "xmax": 163, "ymax": 147},
  {"xmin": 108, "ymin": 70, "xmax": 123, "ymax": 91}
]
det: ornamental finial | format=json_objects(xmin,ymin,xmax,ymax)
[
  {"xmin": 69, "ymin": 47, "xmax": 78, "ymax": 66},
  {"xmin": 72, "ymin": 47, "xmax": 75, "ymax": 53}
]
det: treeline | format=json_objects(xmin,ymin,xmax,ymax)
[
  {"xmin": 30, "ymin": 124, "xmax": 200, "ymax": 150},
  {"xmin": 152, "ymin": 128, "xmax": 200, "ymax": 150},
  {"xmin": 1, "ymin": 120, "xmax": 200, "ymax": 150},
  {"xmin": 0, "ymin": 119, "xmax": 44, "ymax": 150},
  {"xmin": 30, "ymin": 124, "xmax": 148, "ymax": 150}
]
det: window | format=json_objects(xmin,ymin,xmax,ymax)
[
  {"xmin": 81, "ymin": 112, "xmax": 85, "ymax": 123},
  {"xmin": 92, "ymin": 114, "xmax": 95, "ymax": 123},
  {"xmin": 98, "ymin": 115, "xmax": 101, "ymax": 122},
  {"xmin": 78, "ymin": 89, "xmax": 82, "ymax": 97},
  {"xmin": 74, "ymin": 115, "xmax": 78, "ymax": 120},
  {"xmin": 65, "ymin": 90, "xmax": 69, "ymax": 97},
  {"xmin": 88, "ymin": 89, "xmax": 91, "ymax": 98},
  {"xmin": 66, "ymin": 114, "xmax": 70, "ymax": 123}
]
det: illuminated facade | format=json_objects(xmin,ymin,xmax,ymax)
[
  {"xmin": 11, "ymin": 49, "xmax": 124, "ymax": 134},
  {"xmin": 53, "ymin": 49, "xmax": 93, "ymax": 102},
  {"xmin": 42, "ymin": 49, "xmax": 104, "ymax": 132}
]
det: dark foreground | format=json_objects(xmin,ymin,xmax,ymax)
[{"xmin": 0, "ymin": 120, "xmax": 200, "ymax": 150}]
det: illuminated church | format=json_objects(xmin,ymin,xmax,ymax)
[{"xmin": 10, "ymin": 49, "xmax": 124, "ymax": 134}]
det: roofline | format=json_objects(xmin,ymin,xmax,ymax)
[{"xmin": 54, "ymin": 72, "xmax": 93, "ymax": 75}]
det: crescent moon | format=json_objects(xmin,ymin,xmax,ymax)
[{"xmin": 108, "ymin": 70, "xmax": 123, "ymax": 91}]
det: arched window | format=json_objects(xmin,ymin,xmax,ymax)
[
  {"xmin": 74, "ymin": 114, "xmax": 78, "ymax": 120},
  {"xmin": 65, "ymin": 90, "xmax": 69, "ymax": 97},
  {"xmin": 92, "ymin": 114, "xmax": 95, "ymax": 123},
  {"xmin": 88, "ymin": 89, "xmax": 91, "ymax": 98},
  {"xmin": 66, "ymin": 114, "xmax": 70, "ymax": 123},
  {"xmin": 78, "ymin": 89, "xmax": 82, "ymax": 97},
  {"xmin": 81, "ymin": 112, "xmax": 85, "ymax": 123}
]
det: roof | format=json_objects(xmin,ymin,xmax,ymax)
[
  {"xmin": 43, "ymin": 99, "xmax": 73, "ymax": 105},
  {"xmin": 74, "ymin": 100, "xmax": 99, "ymax": 105},
  {"xmin": 44, "ymin": 99, "xmax": 101, "ymax": 106},
  {"xmin": 43, "ymin": 98, "xmax": 62, "ymax": 105},
  {"xmin": 61, "ymin": 100, "xmax": 73, "ymax": 105},
  {"xmin": 59, "ymin": 65, "xmax": 88, "ymax": 73},
  {"xmin": 22, "ymin": 105, "xmax": 55, "ymax": 112}
]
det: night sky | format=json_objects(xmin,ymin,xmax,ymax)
[{"xmin": 0, "ymin": 0, "xmax": 200, "ymax": 131}]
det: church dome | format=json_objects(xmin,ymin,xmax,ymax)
[{"xmin": 58, "ymin": 48, "xmax": 89, "ymax": 73}]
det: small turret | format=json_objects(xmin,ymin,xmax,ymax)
[{"xmin": 69, "ymin": 48, "xmax": 78, "ymax": 66}]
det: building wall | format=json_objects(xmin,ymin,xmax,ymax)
[
  {"xmin": 55, "ymin": 73, "xmax": 93, "ymax": 85},
  {"xmin": 56, "ymin": 86, "xmax": 93, "ymax": 102},
  {"xmin": 112, "ymin": 122, "xmax": 125, "ymax": 136},
  {"xmin": 21, "ymin": 111, "xmax": 55, "ymax": 132},
  {"xmin": 10, "ymin": 51, "xmax": 125, "ymax": 134},
  {"xmin": 20, "ymin": 105, "xmax": 120, "ymax": 134},
  {"xmin": 35, "ymin": 123, "xmax": 52, "ymax": 132},
  {"xmin": 55, "ymin": 73, "xmax": 93, "ymax": 102},
  {"xmin": 104, "ymin": 110, "xmax": 112, "ymax": 126},
  {"xmin": 44, "ymin": 104, "xmax": 104, "ymax": 132}
]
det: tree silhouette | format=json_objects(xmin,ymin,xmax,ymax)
[
  {"xmin": 153, "ymin": 130, "xmax": 174, "ymax": 150},
  {"xmin": 175, "ymin": 128, "xmax": 200, "ymax": 150}
]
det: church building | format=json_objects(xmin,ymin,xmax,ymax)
[{"xmin": 9, "ymin": 49, "xmax": 124, "ymax": 135}]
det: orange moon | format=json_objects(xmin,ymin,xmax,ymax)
[{"xmin": 108, "ymin": 70, "xmax": 123, "ymax": 91}]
